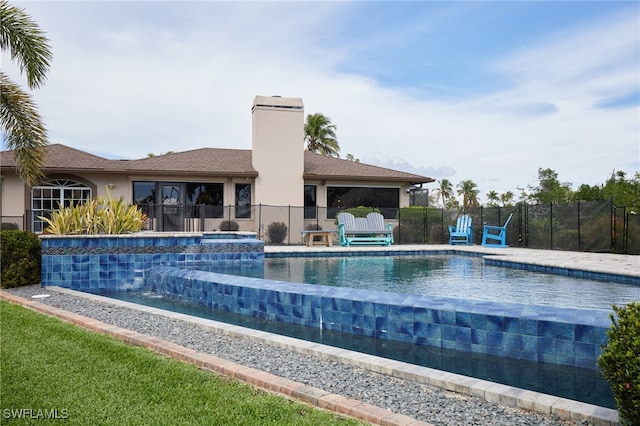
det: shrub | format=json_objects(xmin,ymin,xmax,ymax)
[
  {"xmin": 40, "ymin": 189, "xmax": 147, "ymax": 234},
  {"xmin": 267, "ymin": 222, "xmax": 288, "ymax": 244},
  {"xmin": 219, "ymin": 220, "xmax": 239, "ymax": 231},
  {"xmin": 598, "ymin": 302, "xmax": 640, "ymax": 424},
  {"xmin": 1, "ymin": 223, "xmax": 19, "ymax": 231},
  {"xmin": 0, "ymin": 230, "xmax": 41, "ymax": 288}
]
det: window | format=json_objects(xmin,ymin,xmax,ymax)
[
  {"xmin": 186, "ymin": 183, "xmax": 223, "ymax": 205},
  {"xmin": 133, "ymin": 181, "xmax": 224, "ymax": 218},
  {"xmin": 186, "ymin": 182, "xmax": 224, "ymax": 218},
  {"xmin": 161, "ymin": 184, "xmax": 181, "ymax": 205},
  {"xmin": 235, "ymin": 183, "xmax": 251, "ymax": 218},
  {"xmin": 304, "ymin": 185, "xmax": 317, "ymax": 219},
  {"xmin": 326, "ymin": 186, "xmax": 399, "ymax": 219},
  {"xmin": 31, "ymin": 179, "xmax": 92, "ymax": 232},
  {"xmin": 133, "ymin": 181, "xmax": 155, "ymax": 205}
]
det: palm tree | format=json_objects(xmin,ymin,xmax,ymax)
[
  {"xmin": 345, "ymin": 153, "xmax": 359, "ymax": 162},
  {"xmin": 445, "ymin": 198, "xmax": 460, "ymax": 210},
  {"xmin": 486, "ymin": 190, "xmax": 500, "ymax": 207},
  {"xmin": 516, "ymin": 187, "xmax": 530, "ymax": 203},
  {"xmin": 304, "ymin": 113, "xmax": 339, "ymax": 157},
  {"xmin": 457, "ymin": 179, "xmax": 480, "ymax": 208},
  {"xmin": 434, "ymin": 179, "xmax": 454, "ymax": 207},
  {"xmin": 500, "ymin": 191, "xmax": 515, "ymax": 206},
  {"xmin": 0, "ymin": 0, "xmax": 52, "ymax": 187}
]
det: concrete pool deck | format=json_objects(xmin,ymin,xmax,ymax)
[{"xmin": 3, "ymin": 246, "xmax": 637, "ymax": 425}]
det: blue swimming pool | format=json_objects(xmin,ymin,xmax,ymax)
[{"xmin": 189, "ymin": 255, "xmax": 640, "ymax": 311}]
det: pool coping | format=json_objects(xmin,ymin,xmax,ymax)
[{"xmin": 1, "ymin": 287, "xmax": 620, "ymax": 426}]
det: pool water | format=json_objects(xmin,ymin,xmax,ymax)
[
  {"xmin": 192, "ymin": 255, "xmax": 640, "ymax": 311},
  {"xmin": 102, "ymin": 289, "xmax": 616, "ymax": 409}
]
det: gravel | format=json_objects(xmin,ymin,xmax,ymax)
[{"xmin": 6, "ymin": 285, "xmax": 586, "ymax": 426}]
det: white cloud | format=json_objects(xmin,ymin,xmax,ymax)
[{"xmin": 3, "ymin": 2, "xmax": 638, "ymax": 204}]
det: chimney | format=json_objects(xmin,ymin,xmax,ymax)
[{"xmin": 251, "ymin": 95, "xmax": 305, "ymax": 206}]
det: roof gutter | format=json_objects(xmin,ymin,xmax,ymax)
[{"xmin": 303, "ymin": 173, "xmax": 434, "ymax": 185}]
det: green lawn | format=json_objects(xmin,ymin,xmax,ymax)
[{"xmin": 0, "ymin": 301, "xmax": 363, "ymax": 425}]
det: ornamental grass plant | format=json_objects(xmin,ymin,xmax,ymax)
[{"xmin": 40, "ymin": 188, "xmax": 146, "ymax": 235}]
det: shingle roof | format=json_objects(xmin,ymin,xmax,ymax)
[
  {"xmin": 123, "ymin": 148, "xmax": 257, "ymax": 177},
  {"xmin": 0, "ymin": 144, "xmax": 433, "ymax": 184},
  {"xmin": 304, "ymin": 151, "xmax": 432, "ymax": 183},
  {"xmin": 0, "ymin": 144, "xmax": 117, "ymax": 172}
]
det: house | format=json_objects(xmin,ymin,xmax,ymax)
[{"xmin": 0, "ymin": 96, "xmax": 433, "ymax": 236}]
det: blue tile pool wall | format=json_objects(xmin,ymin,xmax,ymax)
[
  {"xmin": 146, "ymin": 265, "xmax": 611, "ymax": 370},
  {"xmin": 40, "ymin": 234, "xmax": 263, "ymax": 291}
]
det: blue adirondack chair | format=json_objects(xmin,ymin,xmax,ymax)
[
  {"xmin": 448, "ymin": 214, "xmax": 473, "ymax": 245},
  {"xmin": 481, "ymin": 213, "xmax": 513, "ymax": 247}
]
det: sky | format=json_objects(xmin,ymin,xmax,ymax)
[{"xmin": 3, "ymin": 0, "xmax": 639, "ymax": 204}]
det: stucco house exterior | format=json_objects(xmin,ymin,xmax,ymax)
[{"xmin": 1, "ymin": 96, "xmax": 433, "ymax": 238}]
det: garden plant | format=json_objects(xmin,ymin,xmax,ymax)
[
  {"xmin": 40, "ymin": 189, "xmax": 146, "ymax": 235},
  {"xmin": 0, "ymin": 230, "xmax": 40, "ymax": 288},
  {"xmin": 598, "ymin": 302, "xmax": 640, "ymax": 425},
  {"xmin": 266, "ymin": 222, "xmax": 288, "ymax": 244}
]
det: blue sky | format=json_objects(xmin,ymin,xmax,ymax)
[{"xmin": 3, "ymin": 1, "xmax": 639, "ymax": 204}]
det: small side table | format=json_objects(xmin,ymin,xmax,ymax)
[{"xmin": 300, "ymin": 230, "xmax": 336, "ymax": 247}]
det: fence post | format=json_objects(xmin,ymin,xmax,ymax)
[
  {"xmin": 288, "ymin": 205, "xmax": 291, "ymax": 245},
  {"xmin": 623, "ymin": 207, "xmax": 629, "ymax": 254},
  {"xmin": 610, "ymin": 199, "xmax": 615, "ymax": 253},
  {"xmin": 397, "ymin": 209, "xmax": 402, "ymax": 244},
  {"xmin": 480, "ymin": 206, "xmax": 485, "ymax": 245},
  {"xmin": 517, "ymin": 204, "xmax": 522, "ymax": 247},
  {"xmin": 549, "ymin": 202, "xmax": 553, "ymax": 250},
  {"xmin": 258, "ymin": 204, "xmax": 262, "ymax": 241},
  {"xmin": 577, "ymin": 201, "xmax": 581, "ymax": 251},
  {"xmin": 524, "ymin": 203, "xmax": 528, "ymax": 248},
  {"xmin": 424, "ymin": 207, "xmax": 427, "ymax": 244},
  {"xmin": 441, "ymin": 208, "xmax": 445, "ymax": 244}
]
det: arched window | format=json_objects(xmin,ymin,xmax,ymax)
[{"xmin": 31, "ymin": 179, "xmax": 92, "ymax": 232}]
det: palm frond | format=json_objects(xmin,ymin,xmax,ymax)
[
  {"xmin": 0, "ymin": 0, "xmax": 52, "ymax": 89},
  {"xmin": 304, "ymin": 113, "xmax": 340, "ymax": 157},
  {"xmin": 0, "ymin": 71, "xmax": 47, "ymax": 186}
]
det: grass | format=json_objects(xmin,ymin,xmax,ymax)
[{"xmin": 0, "ymin": 301, "xmax": 364, "ymax": 425}]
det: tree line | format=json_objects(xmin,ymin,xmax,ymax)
[{"xmin": 433, "ymin": 168, "xmax": 640, "ymax": 211}]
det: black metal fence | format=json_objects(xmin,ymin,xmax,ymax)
[
  {"xmin": 8, "ymin": 199, "xmax": 638, "ymax": 254},
  {"xmin": 393, "ymin": 200, "xmax": 636, "ymax": 253}
]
